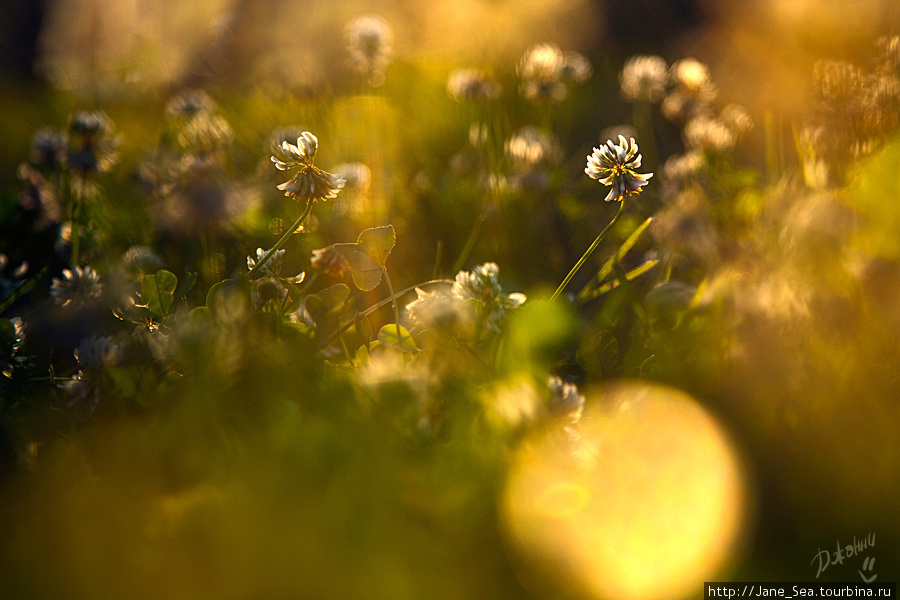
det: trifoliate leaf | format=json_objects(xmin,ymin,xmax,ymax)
[{"xmin": 141, "ymin": 270, "xmax": 178, "ymax": 317}]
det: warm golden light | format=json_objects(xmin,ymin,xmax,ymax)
[{"xmin": 503, "ymin": 382, "xmax": 749, "ymax": 600}]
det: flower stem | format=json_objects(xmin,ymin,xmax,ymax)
[
  {"xmin": 381, "ymin": 265, "xmax": 402, "ymax": 338},
  {"xmin": 248, "ymin": 202, "xmax": 313, "ymax": 279},
  {"xmin": 70, "ymin": 174, "xmax": 85, "ymax": 268},
  {"xmin": 550, "ymin": 200, "xmax": 626, "ymax": 302}
]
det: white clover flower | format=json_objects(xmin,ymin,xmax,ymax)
[
  {"xmin": 447, "ymin": 68, "xmax": 502, "ymax": 102},
  {"xmin": 29, "ymin": 126, "xmax": 68, "ymax": 170},
  {"xmin": 504, "ymin": 126, "xmax": 562, "ymax": 167},
  {"xmin": 247, "ymin": 247, "xmax": 305, "ymax": 308},
  {"xmin": 74, "ymin": 336, "xmax": 121, "ymax": 369},
  {"xmin": 720, "ymin": 104, "xmax": 754, "ymax": 137},
  {"xmin": 585, "ymin": 135, "xmax": 653, "ymax": 202},
  {"xmin": 451, "ymin": 262, "xmax": 526, "ymax": 333},
  {"xmin": 684, "ymin": 116, "xmax": 736, "ymax": 152},
  {"xmin": 166, "ymin": 89, "xmax": 216, "ymax": 120},
  {"xmin": 67, "ymin": 110, "xmax": 119, "ymax": 174},
  {"xmin": 662, "ymin": 58, "xmax": 718, "ymax": 122},
  {"xmin": 518, "ymin": 43, "xmax": 569, "ymax": 104},
  {"xmin": 50, "ymin": 266, "xmax": 103, "ymax": 309},
  {"xmin": 560, "ymin": 51, "xmax": 593, "ymax": 86},
  {"xmin": 271, "ymin": 132, "xmax": 346, "ymax": 204},
  {"xmin": 406, "ymin": 287, "xmax": 470, "ymax": 331},
  {"xmin": 177, "ymin": 112, "xmax": 234, "ymax": 154},
  {"xmin": 518, "ymin": 43, "xmax": 565, "ymax": 81},
  {"xmin": 345, "ymin": 14, "xmax": 394, "ymax": 85},
  {"xmin": 122, "ymin": 245, "xmax": 163, "ymax": 276},
  {"xmin": 620, "ymin": 55, "xmax": 668, "ymax": 103},
  {"xmin": 59, "ymin": 370, "xmax": 100, "ymax": 414},
  {"xmin": 548, "ymin": 376, "xmax": 585, "ymax": 424}
]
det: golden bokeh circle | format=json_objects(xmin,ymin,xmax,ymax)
[{"xmin": 503, "ymin": 382, "xmax": 749, "ymax": 600}]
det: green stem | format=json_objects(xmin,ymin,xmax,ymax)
[
  {"xmin": 452, "ymin": 213, "xmax": 487, "ymax": 273},
  {"xmin": 551, "ymin": 200, "xmax": 626, "ymax": 302},
  {"xmin": 248, "ymin": 202, "xmax": 313, "ymax": 279},
  {"xmin": 381, "ymin": 265, "xmax": 402, "ymax": 338},
  {"xmin": 70, "ymin": 175, "xmax": 85, "ymax": 267}
]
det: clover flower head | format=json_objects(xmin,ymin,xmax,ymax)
[
  {"xmin": 270, "ymin": 132, "xmax": 346, "ymax": 204},
  {"xmin": 548, "ymin": 376, "xmax": 585, "ymax": 424},
  {"xmin": 518, "ymin": 43, "xmax": 572, "ymax": 104},
  {"xmin": 29, "ymin": 127, "xmax": 68, "ymax": 170},
  {"xmin": 585, "ymin": 135, "xmax": 653, "ymax": 202},
  {"xmin": 560, "ymin": 51, "xmax": 593, "ymax": 85},
  {"xmin": 451, "ymin": 262, "xmax": 526, "ymax": 333},
  {"xmin": 406, "ymin": 287, "xmax": 469, "ymax": 331},
  {"xmin": 720, "ymin": 103, "xmax": 754, "ymax": 137},
  {"xmin": 166, "ymin": 89, "xmax": 216, "ymax": 120},
  {"xmin": 67, "ymin": 110, "xmax": 119, "ymax": 174},
  {"xmin": 310, "ymin": 244, "xmax": 350, "ymax": 278},
  {"xmin": 662, "ymin": 58, "xmax": 718, "ymax": 122},
  {"xmin": 1, "ymin": 317, "xmax": 27, "ymax": 378},
  {"xmin": 247, "ymin": 247, "xmax": 286, "ymax": 278},
  {"xmin": 247, "ymin": 247, "xmax": 305, "ymax": 308},
  {"xmin": 684, "ymin": 116, "xmax": 736, "ymax": 152},
  {"xmin": 177, "ymin": 113, "xmax": 234, "ymax": 155},
  {"xmin": 505, "ymin": 126, "xmax": 561, "ymax": 167},
  {"xmin": 74, "ymin": 336, "xmax": 121, "ymax": 370},
  {"xmin": 345, "ymin": 14, "xmax": 394, "ymax": 85},
  {"xmin": 518, "ymin": 43, "xmax": 565, "ymax": 81},
  {"xmin": 620, "ymin": 55, "xmax": 668, "ymax": 103},
  {"xmin": 122, "ymin": 245, "xmax": 164, "ymax": 276},
  {"xmin": 447, "ymin": 68, "xmax": 502, "ymax": 102},
  {"xmin": 669, "ymin": 58, "xmax": 713, "ymax": 93},
  {"xmin": 50, "ymin": 265, "xmax": 103, "ymax": 309},
  {"xmin": 813, "ymin": 59, "xmax": 864, "ymax": 101}
]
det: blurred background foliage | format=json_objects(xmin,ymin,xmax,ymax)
[{"xmin": 1, "ymin": 0, "xmax": 900, "ymax": 597}]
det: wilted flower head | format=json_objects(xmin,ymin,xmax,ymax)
[
  {"xmin": 505, "ymin": 126, "xmax": 561, "ymax": 167},
  {"xmin": 310, "ymin": 244, "xmax": 350, "ymax": 278},
  {"xmin": 67, "ymin": 110, "xmax": 119, "ymax": 174},
  {"xmin": 271, "ymin": 132, "xmax": 346, "ymax": 204},
  {"xmin": 345, "ymin": 14, "xmax": 394, "ymax": 86},
  {"xmin": 29, "ymin": 127, "xmax": 68, "ymax": 170},
  {"xmin": 548, "ymin": 376, "xmax": 585, "ymax": 424},
  {"xmin": 585, "ymin": 135, "xmax": 653, "ymax": 202},
  {"xmin": 50, "ymin": 265, "xmax": 103, "ymax": 309},
  {"xmin": 166, "ymin": 89, "xmax": 216, "ymax": 120},
  {"xmin": 447, "ymin": 68, "xmax": 502, "ymax": 102},
  {"xmin": 620, "ymin": 55, "xmax": 668, "ymax": 103}
]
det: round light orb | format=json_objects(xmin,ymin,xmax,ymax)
[{"xmin": 502, "ymin": 382, "xmax": 749, "ymax": 600}]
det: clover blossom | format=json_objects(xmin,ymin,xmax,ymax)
[
  {"xmin": 271, "ymin": 132, "xmax": 346, "ymax": 204},
  {"xmin": 585, "ymin": 135, "xmax": 653, "ymax": 202},
  {"xmin": 50, "ymin": 265, "xmax": 103, "ymax": 309}
]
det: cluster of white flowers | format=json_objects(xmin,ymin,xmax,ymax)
[
  {"xmin": 406, "ymin": 263, "xmax": 526, "ymax": 335},
  {"xmin": 518, "ymin": 43, "xmax": 592, "ymax": 104}
]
